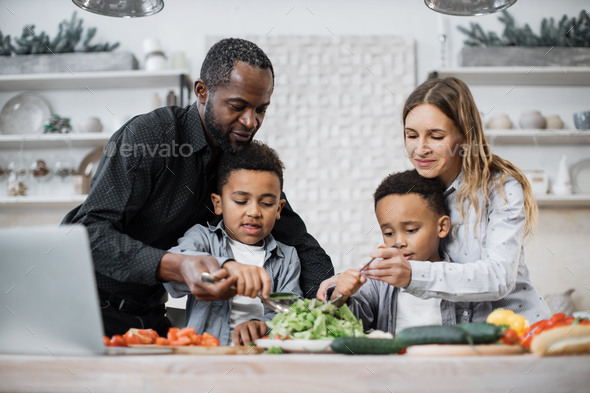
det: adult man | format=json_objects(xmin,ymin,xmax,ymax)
[{"xmin": 62, "ymin": 38, "xmax": 334, "ymax": 336}]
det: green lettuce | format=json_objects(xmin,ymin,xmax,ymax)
[{"xmin": 266, "ymin": 298, "xmax": 365, "ymax": 339}]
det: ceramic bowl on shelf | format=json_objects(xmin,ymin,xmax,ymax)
[
  {"xmin": 573, "ymin": 111, "xmax": 590, "ymax": 130},
  {"xmin": 519, "ymin": 110, "xmax": 546, "ymax": 129},
  {"xmin": 486, "ymin": 114, "xmax": 512, "ymax": 129},
  {"xmin": 544, "ymin": 114, "xmax": 564, "ymax": 129}
]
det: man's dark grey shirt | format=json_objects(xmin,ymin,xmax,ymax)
[{"xmin": 62, "ymin": 104, "xmax": 334, "ymax": 308}]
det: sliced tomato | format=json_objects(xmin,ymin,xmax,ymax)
[
  {"xmin": 123, "ymin": 328, "xmax": 156, "ymax": 345},
  {"xmin": 169, "ymin": 336, "xmax": 192, "ymax": 346},
  {"xmin": 178, "ymin": 327, "xmax": 196, "ymax": 337},
  {"xmin": 155, "ymin": 337, "xmax": 169, "ymax": 346},
  {"xmin": 167, "ymin": 327, "xmax": 179, "ymax": 342},
  {"xmin": 201, "ymin": 332, "xmax": 220, "ymax": 347},
  {"xmin": 140, "ymin": 328, "xmax": 159, "ymax": 342},
  {"xmin": 109, "ymin": 334, "xmax": 127, "ymax": 347}
]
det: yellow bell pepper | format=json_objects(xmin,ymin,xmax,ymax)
[{"xmin": 486, "ymin": 308, "xmax": 530, "ymax": 336}]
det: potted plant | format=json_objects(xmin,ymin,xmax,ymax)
[
  {"xmin": 458, "ymin": 10, "xmax": 590, "ymax": 66},
  {"xmin": 0, "ymin": 12, "xmax": 137, "ymax": 74}
]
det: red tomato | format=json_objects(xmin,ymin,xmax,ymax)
[
  {"xmin": 500, "ymin": 329, "xmax": 520, "ymax": 346},
  {"xmin": 167, "ymin": 327, "xmax": 179, "ymax": 342},
  {"xmin": 178, "ymin": 327, "xmax": 196, "ymax": 337},
  {"xmin": 519, "ymin": 320, "xmax": 548, "ymax": 349},
  {"xmin": 201, "ymin": 332, "xmax": 220, "ymax": 347},
  {"xmin": 191, "ymin": 334, "xmax": 202, "ymax": 346},
  {"xmin": 169, "ymin": 336, "xmax": 192, "ymax": 346},
  {"xmin": 123, "ymin": 328, "xmax": 156, "ymax": 345},
  {"xmin": 155, "ymin": 337, "xmax": 169, "ymax": 346},
  {"xmin": 103, "ymin": 336, "xmax": 110, "ymax": 346},
  {"xmin": 549, "ymin": 313, "xmax": 566, "ymax": 323},
  {"xmin": 109, "ymin": 335, "xmax": 127, "ymax": 347},
  {"xmin": 140, "ymin": 329, "xmax": 159, "ymax": 342}
]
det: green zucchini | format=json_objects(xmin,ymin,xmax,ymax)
[
  {"xmin": 397, "ymin": 325, "xmax": 470, "ymax": 347},
  {"xmin": 331, "ymin": 337, "xmax": 403, "ymax": 355},
  {"xmin": 456, "ymin": 322, "xmax": 504, "ymax": 344}
]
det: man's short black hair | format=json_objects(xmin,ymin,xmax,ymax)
[
  {"xmin": 216, "ymin": 141, "xmax": 284, "ymax": 194},
  {"xmin": 374, "ymin": 169, "xmax": 448, "ymax": 216},
  {"xmin": 201, "ymin": 38, "xmax": 274, "ymax": 92}
]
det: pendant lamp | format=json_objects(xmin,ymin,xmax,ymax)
[
  {"xmin": 72, "ymin": 0, "xmax": 164, "ymax": 18},
  {"xmin": 424, "ymin": 0, "xmax": 517, "ymax": 16}
]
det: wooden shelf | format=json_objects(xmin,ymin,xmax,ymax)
[
  {"xmin": 485, "ymin": 129, "xmax": 590, "ymax": 145},
  {"xmin": 535, "ymin": 194, "xmax": 590, "ymax": 208},
  {"xmin": 0, "ymin": 195, "xmax": 86, "ymax": 207},
  {"xmin": 0, "ymin": 133, "xmax": 111, "ymax": 149},
  {"xmin": 2, "ymin": 194, "xmax": 583, "ymax": 208},
  {"xmin": 0, "ymin": 69, "xmax": 192, "ymax": 91},
  {"xmin": 430, "ymin": 67, "xmax": 590, "ymax": 86}
]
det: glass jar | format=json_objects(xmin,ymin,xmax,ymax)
[{"xmin": 7, "ymin": 162, "xmax": 28, "ymax": 196}]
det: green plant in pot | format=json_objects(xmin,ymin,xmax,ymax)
[{"xmin": 458, "ymin": 10, "xmax": 590, "ymax": 66}]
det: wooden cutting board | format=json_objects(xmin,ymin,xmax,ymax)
[
  {"xmin": 127, "ymin": 345, "xmax": 264, "ymax": 355},
  {"xmin": 406, "ymin": 344, "xmax": 526, "ymax": 356}
]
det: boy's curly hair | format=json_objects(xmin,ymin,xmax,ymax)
[
  {"xmin": 374, "ymin": 169, "xmax": 447, "ymax": 216},
  {"xmin": 216, "ymin": 140, "xmax": 284, "ymax": 194}
]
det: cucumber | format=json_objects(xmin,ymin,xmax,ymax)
[
  {"xmin": 397, "ymin": 325, "xmax": 470, "ymax": 347},
  {"xmin": 456, "ymin": 323, "xmax": 504, "ymax": 344},
  {"xmin": 331, "ymin": 337, "xmax": 403, "ymax": 355}
]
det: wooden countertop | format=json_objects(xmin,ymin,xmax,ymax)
[{"xmin": 1, "ymin": 353, "xmax": 589, "ymax": 393}]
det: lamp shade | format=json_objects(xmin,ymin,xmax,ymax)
[
  {"xmin": 72, "ymin": 0, "xmax": 164, "ymax": 18},
  {"xmin": 424, "ymin": 0, "xmax": 516, "ymax": 16}
]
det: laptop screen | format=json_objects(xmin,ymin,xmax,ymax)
[{"xmin": 0, "ymin": 225, "xmax": 105, "ymax": 355}]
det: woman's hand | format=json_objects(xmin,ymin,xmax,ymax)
[
  {"xmin": 223, "ymin": 260, "xmax": 271, "ymax": 299},
  {"xmin": 362, "ymin": 247, "xmax": 413, "ymax": 288}
]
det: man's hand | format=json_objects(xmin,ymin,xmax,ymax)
[
  {"xmin": 233, "ymin": 320, "xmax": 267, "ymax": 346},
  {"xmin": 362, "ymin": 247, "xmax": 412, "ymax": 287},
  {"xmin": 158, "ymin": 253, "xmax": 237, "ymax": 301},
  {"xmin": 223, "ymin": 261, "xmax": 271, "ymax": 299},
  {"xmin": 332, "ymin": 269, "xmax": 366, "ymax": 303}
]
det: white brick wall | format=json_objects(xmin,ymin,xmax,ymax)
[{"xmin": 209, "ymin": 35, "xmax": 416, "ymax": 273}]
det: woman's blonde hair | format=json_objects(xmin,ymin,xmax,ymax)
[{"xmin": 402, "ymin": 77, "xmax": 537, "ymax": 237}]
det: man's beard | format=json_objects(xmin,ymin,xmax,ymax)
[{"xmin": 204, "ymin": 100, "xmax": 249, "ymax": 153}]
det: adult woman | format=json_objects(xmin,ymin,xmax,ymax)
[{"xmin": 319, "ymin": 77, "xmax": 550, "ymax": 324}]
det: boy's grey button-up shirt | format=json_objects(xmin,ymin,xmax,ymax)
[{"xmin": 164, "ymin": 220, "xmax": 303, "ymax": 345}]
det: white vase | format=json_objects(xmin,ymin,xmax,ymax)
[{"xmin": 553, "ymin": 155, "xmax": 572, "ymax": 195}]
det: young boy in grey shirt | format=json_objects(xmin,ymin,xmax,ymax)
[
  {"xmin": 325, "ymin": 170, "xmax": 491, "ymax": 334},
  {"xmin": 165, "ymin": 141, "xmax": 302, "ymax": 345}
]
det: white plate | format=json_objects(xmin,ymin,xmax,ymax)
[
  {"xmin": 571, "ymin": 159, "xmax": 590, "ymax": 194},
  {"xmin": 255, "ymin": 339, "xmax": 333, "ymax": 353},
  {"xmin": 0, "ymin": 93, "xmax": 52, "ymax": 134}
]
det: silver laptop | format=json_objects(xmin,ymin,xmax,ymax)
[{"xmin": 0, "ymin": 225, "xmax": 106, "ymax": 355}]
